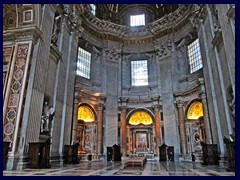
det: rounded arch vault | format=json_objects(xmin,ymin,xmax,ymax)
[
  {"xmin": 128, "ymin": 110, "xmax": 153, "ymax": 125},
  {"xmin": 78, "ymin": 104, "xmax": 95, "ymax": 122}
]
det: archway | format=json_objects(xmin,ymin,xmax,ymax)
[
  {"xmin": 185, "ymin": 100, "xmax": 204, "ymax": 160},
  {"xmin": 77, "ymin": 103, "xmax": 97, "ymax": 155},
  {"xmin": 126, "ymin": 109, "xmax": 155, "ymax": 156}
]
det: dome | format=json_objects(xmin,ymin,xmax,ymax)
[{"xmin": 92, "ymin": 4, "xmax": 180, "ymax": 25}]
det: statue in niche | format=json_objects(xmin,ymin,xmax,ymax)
[
  {"xmin": 193, "ymin": 133, "xmax": 202, "ymax": 152},
  {"xmin": 51, "ymin": 14, "xmax": 61, "ymax": 46},
  {"xmin": 41, "ymin": 101, "xmax": 55, "ymax": 134}
]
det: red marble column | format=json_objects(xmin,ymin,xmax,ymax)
[
  {"xmin": 97, "ymin": 103, "xmax": 104, "ymax": 154},
  {"xmin": 154, "ymin": 105, "xmax": 161, "ymax": 156},
  {"xmin": 176, "ymin": 100, "xmax": 187, "ymax": 155},
  {"xmin": 121, "ymin": 106, "xmax": 127, "ymax": 157}
]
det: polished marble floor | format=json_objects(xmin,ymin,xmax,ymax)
[{"xmin": 3, "ymin": 160, "xmax": 235, "ymax": 176}]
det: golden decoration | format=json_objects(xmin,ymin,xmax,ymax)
[
  {"xmin": 129, "ymin": 111, "xmax": 153, "ymax": 125},
  {"xmin": 78, "ymin": 105, "xmax": 94, "ymax": 122},
  {"xmin": 187, "ymin": 102, "xmax": 204, "ymax": 120}
]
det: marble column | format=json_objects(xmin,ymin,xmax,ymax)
[
  {"xmin": 126, "ymin": 126, "xmax": 129, "ymax": 154},
  {"xmin": 148, "ymin": 131, "xmax": 151, "ymax": 153},
  {"xmin": 176, "ymin": 100, "xmax": 187, "ymax": 155},
  {"xmin": 152, "ymin": 125, "xmax": 155, "ymax": 154},
  {"xmin": 153, "ymin": 105, "xmax": 161, "ymax": 156},
  {"xmin": 199, "ymin": 78, "xmax": 212, "ymax": 144},
  {"xmin": 132, "ymin": 131, "xmax": 135, "ymax": 153},
  {"xmin": 121, "ymin": 106, "xmax": 127, "ymax": 156},
  {"xmin": 97, "ymin": 103, "xmax": 104, "ymax": 154},
  {"xmin": 71, "ymin": 91, "xmax": 79, "ymax": 144}
]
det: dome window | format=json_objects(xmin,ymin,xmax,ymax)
[{"xmin": 130, "ymin": 14, "xmax": 145, "ymax": 27}]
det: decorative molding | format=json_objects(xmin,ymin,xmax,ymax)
[
  {"xmin": 104, "ymin": 48, "xmax": 121, "ymax": 62},
  {"xmin": 153, "ymin": 105, "xmax": 160, "ymax": 112},
  {"xmin": 97, "ymin": 103, "xmax": 104, "ymax": 111},
  {"xmin": 122, "ymin": 54, "xmax": 133, "ymax": 62},
  {"xmin": 23, "ymin": 10, "xmax": 33, "ymax": 23},
  {"xmin": 190, "ymin": 4, "xmax": 207, "ymax": 30},
  {"xmin": 81, "ymin": 5, "xmax": 192, "ymax": 44},
  {"xmin": 121, "ymin": 106, "xmax": 128, "ymax": 113},
  {"xmin": 60, "ymin": 4, "xmax": 84, "ymax": 38},
  {"xmin": 155, "ymin": 40, "xmax": 172, "ymax": 59},
  {"xmin": 176, "ymin": 100, "xmax": 184, "ymax": 108},
  {"xmin": 174, "ymin": 82, "xmax": 200, "ymax": 97},
  {"xmin": 3, "ymin": 26, "xmax": 42, "ymax": 45},
  {"xmin": 3, "ymin": 4, "xmax": 17, "ymax": 30}
]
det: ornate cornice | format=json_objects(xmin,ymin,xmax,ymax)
[
  {"xmin": 174, "ymin": 82, "xmax": 200, "ymax": 97},
  {"xmin": 190, "ymin": 4, "xmax": 207, "ymax": 30},
  {"xmin": 3, "ymin": 26, "xmax": 42, "ymax": 44},
  {"xmin": 103, "ymin": 48, "xmax": 121, "ymax": 62},
  {"xmin": 60, "ymin": 4, "xmax": 84, "ymax": 38},
  {"xmin": 81, "ymin": 5, "xmax": 192, "ymax": 45},
  {"xmin": 154, "ymin": 39, "xmax": 172, "ymax": 60}
]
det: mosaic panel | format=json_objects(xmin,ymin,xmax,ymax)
[{"xmin": 4, "ymin": 43, "xmax": 30, "ymax": 150}]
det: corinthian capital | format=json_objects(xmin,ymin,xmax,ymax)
[
  {"xmin": 97, "ymin": 103, "xmax": 104, "ymax": 111},
  {"xmin": 190, "ymin": 4, "xmax": 207, "ymax": 30},
  {"xmin": 121, "ymin": 106, "xmax": 127, "ymax": 112},
  {"xmin": 104, "ymin": 48, "xmax": 121, "ymax": 62},
  {"xmin": 176, "ymin": 100, "xmax": 184, "ymax": 108},
  {"xmin": 153, "ymin": 105, "xmax": 160, "ymax": 112}
]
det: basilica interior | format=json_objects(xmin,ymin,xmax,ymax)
[{"xmin": 3, "ymin": 4, "xmax": 235, "ymax": 176}]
